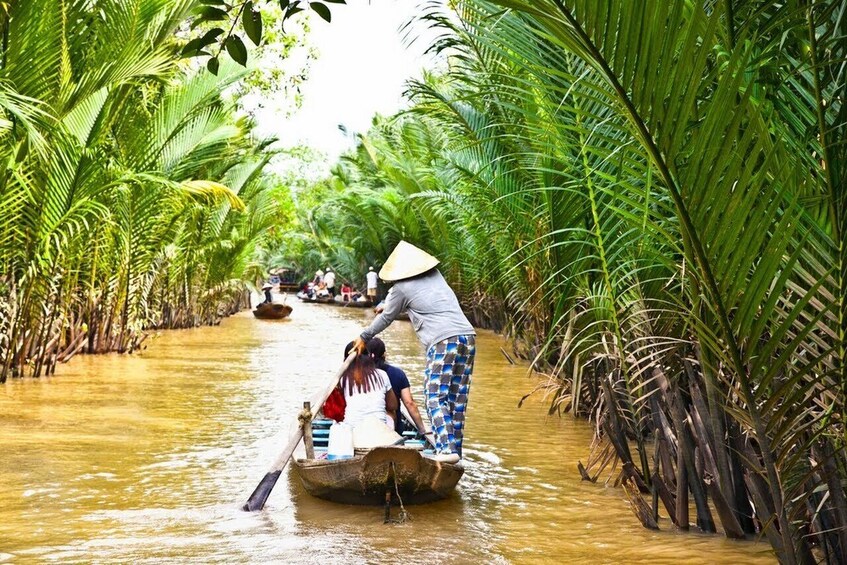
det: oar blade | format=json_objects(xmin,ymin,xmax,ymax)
[
  {"xmin": 241, "ymin": 352, "xmax": 357, "ymax": 512},
  {"xmin": 242, "ymin": 470, "xmax": 282, "ymax": 512}
]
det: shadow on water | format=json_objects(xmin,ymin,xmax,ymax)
[{"xmin": 0, "ymin": 301, "xmax": 776, "ymax": 563}]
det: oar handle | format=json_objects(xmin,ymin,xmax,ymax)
[
  {"xmin": 242, "ymin": 350, "xmax": 358, "ymax": 512},
  {"xmin": 268, "ymin": 350, "xmax": 356, "ymax": 470}
]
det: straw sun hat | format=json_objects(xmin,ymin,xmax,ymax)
[
  {"xmin": 378, "ymin": 241, "xmax": 439, "ymax": 282},
  {"xmin": 352, "ymin": 416, "xmax": 403, "ymax": 449},
  {"xmin": 261, "ymin": 283, "xmax": 272, "ymax": 290}
]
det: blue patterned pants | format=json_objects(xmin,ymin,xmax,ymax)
[{"xmin": 424, "ymin": 334, "xmax": 476, "ymax": 455}]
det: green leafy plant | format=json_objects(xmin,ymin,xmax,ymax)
[{"xmin": 188, "ymin": 0, "xmax": 347, "ymax": 73}]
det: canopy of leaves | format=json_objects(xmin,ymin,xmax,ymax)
[{"xmin": 277, "ymin": 2, "xmax": 847, "ymax": 561}]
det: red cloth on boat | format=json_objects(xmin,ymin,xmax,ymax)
[{"xmin": 323, "ymin": 386, "xmax": 346, "ymax": 421}]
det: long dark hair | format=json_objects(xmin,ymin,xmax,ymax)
[
  {"xmin": 366, "ymin": 337, "xmax": 388, "ymax": 371},
  {"xmin": 341, "ymin": 341, "xmax": 381, "ymax": 395}
]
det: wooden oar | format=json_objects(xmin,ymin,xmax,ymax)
[{"xmin": 241, "ymin": 351, "xmax": 357, "ymax": 512}]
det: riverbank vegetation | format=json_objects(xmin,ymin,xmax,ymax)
[
  {"xmin": 0, "ymin": 0, "xmax": 301, "ymax": 381},
  {"xmin": 278, "ymin": 2, "xmax": 847, "ymax": 562},
  {"xmin": 3, "ymin": 0, "xmax": 845, "ymax": 560}
]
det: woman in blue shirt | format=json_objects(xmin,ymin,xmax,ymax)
[{"xmin": 366, "ymin": 337, "xmax": 427, "ymax": 437}]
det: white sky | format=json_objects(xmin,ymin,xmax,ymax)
[{"xmin": 255, "ymin": 1, "xmax": 439, "ymax": 171}]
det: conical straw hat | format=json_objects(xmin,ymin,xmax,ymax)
[
  {"xmin": 378, "ymin": 241, "xmax": 439, "ymax": 282},
  {"xmin": 352, "ymin": 416, "xmax": 403, "ymax": 449}
]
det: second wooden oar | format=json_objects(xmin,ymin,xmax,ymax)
[{"xmin": 241, "ymin": 351, "xmax": 357, "ymax": 512}]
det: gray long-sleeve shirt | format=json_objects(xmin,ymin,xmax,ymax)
[{"xmin": 360, "ymin": 269, "xmax": 475, "ymax": 351}]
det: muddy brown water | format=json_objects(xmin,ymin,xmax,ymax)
[{"xmin": 0, "ymin": 302, "xmax": 775, "ymax": 563}]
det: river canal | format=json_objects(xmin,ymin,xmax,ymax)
[{"xmin": 0, "ymin": 302, "xmax": 775, "ymax": 563}]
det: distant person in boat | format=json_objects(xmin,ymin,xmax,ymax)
[
  {"xmin": 260, "ymin": 283, "xmax": 273, "ymax": 305},
  {"xmin": 340, "ymin": 341, "xmax": 399, "ymax": 430},
  {"xmin": 366, "ymin": 337, "xmax": 427, "ymax": 437},
  {"xmin": 366, "ymin": 266, "xmax": 378, "ymax": 303},
  {"xmin": 340, "ymin": 282, "xmax": 353, "ymax": 302},
  {"xmin": 352, "ymin": 241, "xmax": 476, "ymax": 464},
  {"xmin": 324, "ymin": 267, "xmax": 336, "ymax": 298},
  {"xmin": 316, "ymin": 282, "xmax": 330, "ymax": 299},
  {"xmin": 312, "ymin": 269, "xmax": 324, "ymax": 285},
  {"xmin": 302, "ymin": 281, "xmax": 315, "ymax": 300}
]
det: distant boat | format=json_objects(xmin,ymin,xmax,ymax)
[
  {"xmin": 334, "ymin": 297, "xmax": 373, "ymax": 308},
  {"xmin": 268, "ymin": 266, "xmax": 301, "ymax": 293},
  {"xmin": 292, "ymin": 445, "xmax": 463, "ymax": 505},
  {"xmin": 296, "ymin": 291, "xmax": 333, "ymax": 304},
  {"xmin": 252, "ymin": 302, "xmax": 292, "ymax": 319}
]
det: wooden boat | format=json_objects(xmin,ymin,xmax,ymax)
[
  {"xmin": 278, "ymin": 282, "xmax": 300, "ymax": 293},
  {"xmin": 268, "ymin": 266, "xmax": 300, "ymax": 293},
  {"xmin": 334, "ymin": 297, "xmax": 373, "ymax": 308},
  {"xmin": 296, "ymin": 291, "xmax": 334, "ymax": 304},
  {"xmin": 252, "ymin": 302, "xmax": 292, "ymax": 319},
  {"xmin": 292, "ymin": 445, "xmax": 463, "ymax": 505}
]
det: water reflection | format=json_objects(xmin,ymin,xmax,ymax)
[{"xmin": 0, "ymin": 302, "xmax": 775, "ymax": 563}]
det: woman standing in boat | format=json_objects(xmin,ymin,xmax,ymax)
[{"xmin": 352, "ymin": 241, "xmax": 476, "ymax": 464}]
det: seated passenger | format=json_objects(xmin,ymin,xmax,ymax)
[
  {"xmin": 316, "ymin": 282, "xmax": 330, "ymax": 298},
  {"xmin": 366, "ymin": 337, "xmax": 427, "ymax": 437},
  {"xmin": 340, "ymin": 282, "xmax": 353, "ymax": 302},
  {"xmin": 340, "ymin": 341, "xmax": 399, "ymax": 430}
]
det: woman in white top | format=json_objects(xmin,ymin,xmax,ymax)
[{"xmin": 340, "ymin": 341, "xmax": 398, "ymax": 428}]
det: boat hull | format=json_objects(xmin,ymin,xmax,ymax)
[
  {"xmin": 292, "ymin": 446, "xmax": 463, "ymax": 505},
  {"xmin": 334, "ymin": 298, "xmax": 373, "ymax": 308},
  {"xmin": 252, "ymin": 303, "xmax": 292, "ymax": 319},
  {"xmin": 296, "ymin": 292, "xmax": 334, "ymax": 304}
]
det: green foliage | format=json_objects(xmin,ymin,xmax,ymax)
[
  {"xmin": 277, "ymin": 1, "xmax": 847, "ymax": 561},
  {"xmin": 0, "ymin": 0, "xmax": 295, "ymax": 382},
  {"xmin": 225, "ymin": 35, "xmax": 249, "ymax": 65},
  {"xmin": 242, "ymin": 1, "xmax": 263, "ymax": 46},
  {"xmin": 186, "ymin": 0, "xmax": 346, "ymax": 69},
  {"xmin": 309, "ymin": 2, "xmax": 331, "ymax": 22}
]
